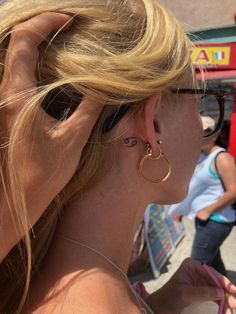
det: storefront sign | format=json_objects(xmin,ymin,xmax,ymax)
[
  {"xmin": 191, "ymin": 43, "xmax": 236, "ymax": 69},
  {"xmin": 144, "ymin": 204, "xmax": 185, "ymax": 278},
  {"xmin": 192, "ymin": 47, "xmax": 230, "ymax": 66}
]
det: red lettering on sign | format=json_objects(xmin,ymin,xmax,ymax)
[{"xmin": 196, "ymin": 49, "xmax": 209, "ymax": 62}]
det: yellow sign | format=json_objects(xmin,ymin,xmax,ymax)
[{"xmin": 191, "ymin": 47, "xmax": 230, "ymax": 66}]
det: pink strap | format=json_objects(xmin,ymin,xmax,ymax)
[
  {"xmin": 132, "ymin": 281, "xmax": 150, "ymax": 300},
  {"xmin": 202, "ymin": 264, "xmax": 225, "ymax": 314}
]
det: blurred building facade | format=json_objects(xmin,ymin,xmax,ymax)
[
  {"xmin": 157, "ymin": 0, "xmax": 236, "ymax": 31},
  {"xmin": 157, "ymin": 0, "xmax": 236, "ymax": 159}
]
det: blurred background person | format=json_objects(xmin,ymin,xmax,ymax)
[{"xmin": 169, "ymin": 116, "xmax": 236, "ymax": 275}]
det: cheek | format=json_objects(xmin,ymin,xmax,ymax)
[
  {"xmin": 162, "ymin": 107, "xmax": 202, "ymax": 199},
  {"xmin": 166, "ymin": 105, "xmax": 202, "ymax": 158}
]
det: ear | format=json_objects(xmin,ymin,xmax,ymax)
[{"xmin": 135, "ymin": 94, "xmax": 162, "ymax": 157}]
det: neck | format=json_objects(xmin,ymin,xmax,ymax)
[
  {"xmin": 55, "ymin": 175, "xmax": 146, "ymax": 273},
  {"xmin": 26, "ymin": 177, "xmax": 147, "ymax": 313},
  {"xmin": 27, "ymin": 175, "xmax": 147, "ymax": 311},
  {"xmin": 202, "ymin": 144, "xmax": 217, "ymax": 156}
]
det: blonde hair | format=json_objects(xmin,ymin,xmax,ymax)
[{"xmin": 0, "ymin": 0, "xmax": 193, "ymax": 312}]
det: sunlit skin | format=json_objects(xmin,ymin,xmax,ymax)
[
  {"xmin": 1, "ymin": 10, "xmax": 236, "ymax": 314},
  {"xmin": 25, "ymin": 73, "xmax": 230, "ymax": 313}
]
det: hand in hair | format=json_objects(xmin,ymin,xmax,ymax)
[
  {"xmin": 0, "ymin": 13, "xmax": 103, "ymax": 262},
  {"xmin": 146, "ymin": 258, "xmax": 236, "ymax": 314}
]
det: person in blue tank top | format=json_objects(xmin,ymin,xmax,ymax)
[
  {"xmin": 169, "ymin": 116, "xmax": 236, "ymax": 275},
  {"xmin": 190, "ymin": 117, "xmax": 236, "ymax": 276}
]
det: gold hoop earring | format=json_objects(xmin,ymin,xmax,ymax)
[{"xmin": 139, "ymin": 143, "xmax": 171, "ymax": 183}]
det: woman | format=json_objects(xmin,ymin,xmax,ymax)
[
  {"xmin": 192, "ymin": 117, "xmax": 236, "ymax": 275},
  {"xmin": 0, "ymin": 1, "xmax": 236, "ymax": 313},
  {"xmin": 169, "ymin": 116, "xmax": 236, "ymax": 276}
]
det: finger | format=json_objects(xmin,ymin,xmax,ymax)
[
  {"xmin": 225, "ymin": 308, "xmax": 233, "ymax": 314},
  {"xmin": 209, "ymin": 267, "xmax": 236, "ymax": 294},
  {"xmin": 226, "ymin": 293, "xmax": 236, "ymax": 309},
  {"xmin": 224, "ymin": 297, "xmax": 234, "ymax": 314},
  {"xmin": 202, "ymin": 266, "xmax": 236, "ymax": 313},
  {"xmin": 198, "ymin": 263, "xmax": 236, "ymax": 295},
  {"xmin": 3, "ymin": 13, "xmax": 73, "ymax": 92},
  {"xmin": 56, "ymin": 97, "xmax": 103, "ymax": 147},
  {"xmin": 215, "ymin": 294, "xmax": 235, "ymax": 314}
]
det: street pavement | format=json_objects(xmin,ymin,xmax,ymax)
[{"xmin": 138, "ymin": 218, "xmax": 236, "ymax": 313}]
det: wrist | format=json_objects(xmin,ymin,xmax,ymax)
[
  {"xmin": 146, "ymin": 285, "xmax": 182, "ymax": 314},
  {"xmin": 205, "ymin": 206, "xmax": 215, "ymax": 215}
]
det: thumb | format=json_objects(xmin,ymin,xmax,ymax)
[
  {"xmin": 58, "ymin": 98, "xmax": 103, "ymax": 146},
  {"xmin": 187, "ymin": 286, "xmax": 224, "ymax": 303}
]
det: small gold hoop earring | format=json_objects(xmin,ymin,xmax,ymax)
[
  {"xmin": 146, "ymin": 144, "xmax": 162, "ymax": 161},
  {"xmin": 139, "ymin": 144, "xmax": 172, "ymax": 183}
]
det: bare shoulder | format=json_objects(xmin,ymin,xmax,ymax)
[
  {"xmin": 28, "ymin": 271, "xmax": 139, "ymax": 314},
  {"xmin": 217, "ymin": 151, "xmax": 236, "ymax": 171}
]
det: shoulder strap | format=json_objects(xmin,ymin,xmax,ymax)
[
  {"xmin": 214, "ymin": 150, "xmax": 227, "ymax": 190},
  {"xmin": 214, "ymin": 151, "xmax": 227, "ymax": 174},
  {"xmin": 214, "ymin": 151, "xmax": 236, "ymax": 210}
]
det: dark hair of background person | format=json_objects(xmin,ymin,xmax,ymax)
[{"xmin": 216, "ymin": 120, "xmax": 230, "ymax": 149}]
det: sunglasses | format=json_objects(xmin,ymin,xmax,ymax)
[{"xmin": 102, "ymin": 88, "xmax": 226, "ymax": 138}]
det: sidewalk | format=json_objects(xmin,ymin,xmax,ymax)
[{"xmin": 139, "ymin": 218, "xmax": 236, "ymax": 313}]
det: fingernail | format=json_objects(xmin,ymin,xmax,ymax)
[{"xmin": 61, "ymin": 16, "xmax": 74, "ymax": 30}]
